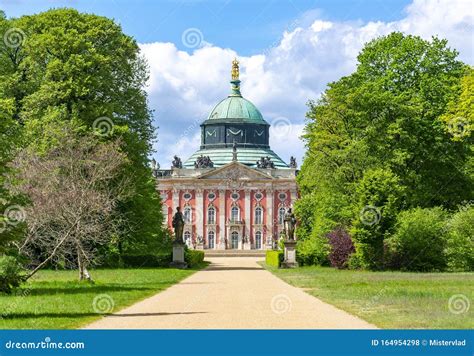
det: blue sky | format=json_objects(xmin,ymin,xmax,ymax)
[
  {"xmin": 1, "ymin": 0, "xmax": 472, "ymax": 167},
  {"xmin": 3, "ymin": 0, "xmax": 412, "ymax": 55}
]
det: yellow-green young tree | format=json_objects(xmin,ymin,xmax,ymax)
[
  {"xmin": 0, "ymin": 9, "xmax": 165, "ymax": 257},
  {"xmin": 297, "ymin": 32, "xmax": 473, "ymax": 269}
]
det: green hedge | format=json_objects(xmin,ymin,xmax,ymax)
[
  {"xmin": 266, "ymin": 250, "xmax": 283, "ymax": 267},
  {"xmin": 185, "ymin": 250, "xmax": 205, "ymax": 267},
  {"xmin": 121, "ymin": 253, "xmax": 172, "ymax": 268}
]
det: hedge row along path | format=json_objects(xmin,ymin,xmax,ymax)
[{"xmin": 85, "ymin": 257, "xmax": 375, "ymax": 329}]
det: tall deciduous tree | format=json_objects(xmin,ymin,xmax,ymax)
[
  {"xmin": 9, "ymin": 127, "xmax": 129, "ymax": 281},
  {"xmin": 0, "ymin": 9, "xmax": 164, "ymax": 255}
]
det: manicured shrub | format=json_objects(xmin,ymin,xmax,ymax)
[
  {"xmin": 0, "ymin": 256, "xmax": 25, "ymax": 294},
  {"xmin": 445, "ymin": 205, "xmax": 474, "ymax": 271},
  {"xmin": 385, "ymin": 207, "xmax": 448, "ymax": 271},
  {"xmin": 121, "ymin": 253, "xmax": 172, "ymax": 268},
  {"xmin": 296, "ymin": 236, "xmax": 330, "ymax": 266},
  {"xmin": 185, "ymin": 250, "xmax": 204, "ymax": 267},
  {"xmin": 327, "ymin": 227, "xmax": 355, "ymax": 269},
  {"xmin": 265, "ymin": 250, "xmax": 283, "ymax": 267}
]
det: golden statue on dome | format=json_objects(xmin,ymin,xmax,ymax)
[{"xmin": 231, "ymin": 58, "xmax": 240, "ymax": 80}]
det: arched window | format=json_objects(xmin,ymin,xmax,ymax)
[
  {"xmin": 208, "ymin": 206, "xmax": 216, "ymax": 224},
  {"xmin": 278, "ymin": 207, "xmax": 286, "ymax": 225},
  {"xmin": 231, "ymin": 206, "xmax": 240, "ymax": 222},
  {"xmin": 255, "ymin": 231, "xmax": 262, "ymax": 249},
  {"xmin": 231, "ymin": 231, "xmax": 239, "ymax": 249},
  {"xmin": 183, "ymin": 206, "xmax": 192, "ymax": 224},
  {"xmin": 254, "ymin": 207, "xmax": 263, "ymax": 225},
  {"xmin": 208, "ymin": 230, "xmax": 215, "ymax": 249}
]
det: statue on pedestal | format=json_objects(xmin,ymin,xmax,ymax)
[
  {"xmin": 283, "ymin": 208, "xmax": 297, "ymax": 241},
  {"xmin": 172, "ymin": 207, "xmax": 185, "ymax": 244}
]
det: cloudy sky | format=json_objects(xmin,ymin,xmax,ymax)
[{"xmin": 3, "ymin": 0, "xmax": 473, "ymax": 167}]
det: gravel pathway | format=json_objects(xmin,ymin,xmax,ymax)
[{"xmin": 85, "ymin": 257, "xmax": 376, "ymax": 329}]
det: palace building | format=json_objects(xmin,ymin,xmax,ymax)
[{"xmin": 154, "ymin": 59, "xmax": 298, "ymax": 250}]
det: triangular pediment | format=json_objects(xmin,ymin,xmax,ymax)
[{"xmin": 198, "ymin": 161, "xmax": 272, "ymax": 180}]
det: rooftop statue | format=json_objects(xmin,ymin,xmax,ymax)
[
  {"xmin": 232, "ymin": 142, "xmax": 238, "ymax": 162},
  {"xmin": 231, "ymin": 58, "xmax": 240, "ymax": 81},
  {"xmin": 172, "ymin": 155, "xmax": 183, "ymax": 169},
  {"xmin": 289, "ymin": 156, "xmax": 297, "ymax": 169},
  {"xmin": 256, "ymin": 156, "xmax": 275, "ymax": 169},
  {"xmin": 194, "ymin": 155, "xmax": 214, "ymax": 168}
]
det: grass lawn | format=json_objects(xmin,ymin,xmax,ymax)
[
  {"xmin": 0, "ymin": 264, "xmax": 206, "ymax": 329},
  {"xmin": 264, "ymin": 264, "xmax": 473, "ymax": 329}
]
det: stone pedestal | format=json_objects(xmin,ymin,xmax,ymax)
[
  {"xmin": 170, "ymin": 243, "xmax": 188, "ymax": 269},
  {"xmin": 281, "ymin": 240, "xmax": 298, "ymax": 268},
  {"xmin": 243, "ymin": 239, "xmax": 251, "ymax": 250}
]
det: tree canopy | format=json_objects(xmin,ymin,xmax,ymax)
[
  {"xmin": 0, "ymin": 9, "xmax": 165, "ymax": 260},
  {"xmin": 297, "ymin": 32, "xmax": 473, "ymax": 269}
]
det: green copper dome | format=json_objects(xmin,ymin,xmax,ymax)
[
  {"xmin": 181, "ymin": 58, "xmax": 291, "ymax": 169},
  {"xmin": 206, "ymin": 96, "xmax": 267, "ymax": 124}
]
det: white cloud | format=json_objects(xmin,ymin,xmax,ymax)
[{"xmin": 142, "ymin": 0, "xmax": 473, "ymax": 168}]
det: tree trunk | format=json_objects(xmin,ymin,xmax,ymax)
[
  {"xmin": 76, "ymin": 240, "xmax": 93, "ymax": 282},
  {"xmin": 24, "ymin": 223, "xmax": 78, "ymax": 281}
]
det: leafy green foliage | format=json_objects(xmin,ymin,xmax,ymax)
[
  {"xmin": 296, "ymin": 237, "xmax": 330, "ymax": 266},
  {"xmin": 0, "ymin": 9, "xmax": 165, "ymax": 257},
  {"xmin": 445, "ymin": 205, "xmax": 474, "ymax": 271},
  {"xmin": 351, "ymin": 168, "xmax": 405, "ymax": 269},
  {"xmin": 297, "ymin": 32, "xmax": 473, "ymax": 270},
  {"xmin": 0, "ymin": 256, "xmax": 25, "ymax": 294},
  {"xmin": 385, "ymin": 207, "xmax": 449, "ymax": 271}
]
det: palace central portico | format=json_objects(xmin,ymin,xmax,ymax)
[{"xmin": 154, "ymin": 59, "xmax": 298, "ymax": 250}]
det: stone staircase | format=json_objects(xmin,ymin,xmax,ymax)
[{"xmin": 204, "ymin": 250, "xmax": 266, "ymax": 257}]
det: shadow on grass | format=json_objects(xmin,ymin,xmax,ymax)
[
  {"xmin": 2, "ymin": 311, "xmax": 208, "ymax": 319},
  {"xmin": 25, "ymin": 285, "xmax": 157, "ymax": 296}
]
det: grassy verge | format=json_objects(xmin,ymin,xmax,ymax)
[
  {"xmin": 0, "ymin": 264, "xmax": 207, "ymax": 329},
  {"xmin": 263, "ymin": 263, "xmax": 473, "ymax": 329}
]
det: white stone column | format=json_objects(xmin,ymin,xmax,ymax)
[
  {"xmin": 244, "ymin": 189, "xmax": 251, "ymax": 249},
  {"xmin": 172, "ymin": 188, "xmax": 180, "ymax": 214},
  {"xmin": 218, "ymin": 189, "xmax": 226, "ymax": 249},
  {"xmin": 195, "ymin": 189, "xmax": 204, "ymax": 243},
  {"xmin": 266, "ymin": 188, "xmax": 274, "ymax": 249},
  {"xmin": 290, "ymin": 189, "xmax": 298, "ymax": 207}
]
